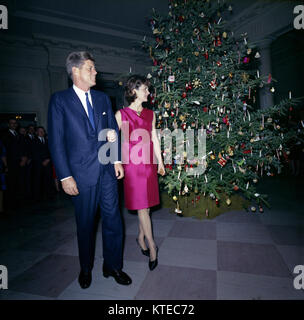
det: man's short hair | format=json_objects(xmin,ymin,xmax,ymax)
[{"xmin": 66, "ymin": 51, "xmax": 95, "ymax": 80}]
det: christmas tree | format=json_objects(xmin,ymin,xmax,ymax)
[{"xmin": 142, "ymin": 0, "xmax": 299, "ymax": 217}]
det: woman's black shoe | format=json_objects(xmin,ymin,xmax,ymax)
[
  {"xmin": 136, "ymin": 238, "xmax": 150, "ymax": 257},
  {"xmin": 149, "ymin": 247, "xmax": 158, "ymax": 271}
]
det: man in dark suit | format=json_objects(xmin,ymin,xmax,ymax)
[
  {"xmin": 31, "ymin": 126, "xmax": 53, "ymax": 201},
  {"xmin": 2, "ymin": 118, "xmax": 27, "ymax": 208},
  {"xmin": 48, "ymin": 51, "xmax": 131, "ymax": 289},
  {"xmin": 24, "ymin": 125, "xmax": 36, "ymax": 201}
]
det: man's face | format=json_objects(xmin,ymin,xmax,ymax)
[
  {"xmin": 8, "ymin": 120, "xmax": 17, "ymax": 130},
  {"xmin": 74, "ymin": 59, "xmax": 97, "ymax": 89},
  {"xmin": 19, "ymin": 128, "xmax": 26, "ymax": 135},
  {"xmin": 36, "ymin": 128, "xmax": 45, "ymax": 137},
  {"xmin": 28, "ymin": 126, "xmax": 35, "ymax": 135}
]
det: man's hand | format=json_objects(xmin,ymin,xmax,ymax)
[
  {"xmin": 114, "ymin": 163, "xmax": 124, "ymax": 179},
  {"xmin": 20, "ymin": 156, "xmax": 28, "ymax": 167},
  {"xmin": 61, "ymin": 177, "xmax": 79, "ymax": 196},
  {"xmin": 42, "ymin": 159, "xmax": 50, "ymax": 167},
  {"xmin": 107, "ymin": 129, "xmax": 117, "ymax": 142}
]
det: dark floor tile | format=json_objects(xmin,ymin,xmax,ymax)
[
  {"xmin": 218, "ymin": 241, "xmax": 291, "ymax": 277},
  {"xmin": 168, "ymin": 221, "xmax": 216, "ymax": 240},
  {"xmin": 151, "ymin": 208, "xmax": 176, "ymax": 220},
  {"xmin": 267, "ymin": 225, "xmax": 304, "ymax": 246},
  {"xmin": 135, "ymin": 265, "xmax": 216, "ymax": 300},
  {"xmin": 213, "ymin": 210, "xmax": 262, "ymax": 224},
  {"xmin": 17, "ymin": 228, "xmax": 76, "ymax": 253},
  {"xmin": 9, "ymin": 254, "xmax": 79, "ymax": 298}
]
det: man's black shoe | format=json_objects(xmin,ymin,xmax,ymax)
[
  {"xmin": 78, "ymin": 270, "xmax": 92, "ymax": 289},
  {"xmin": 103, "ymin": 265, "xmax": 132, "ymax": 285}
]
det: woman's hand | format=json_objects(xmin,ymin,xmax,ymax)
[{"xmin": 158, "ymin": 162, "xmax": 165, "ymax": 176}]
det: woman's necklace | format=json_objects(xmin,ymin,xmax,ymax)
[{"xmin": 135, "ymin": 106, "xmax": 143, "ymax": 116}]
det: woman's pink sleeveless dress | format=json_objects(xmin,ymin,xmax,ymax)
[{"xmin": 120, "ymin": 107, "xmax": 160, "ymax": 210}]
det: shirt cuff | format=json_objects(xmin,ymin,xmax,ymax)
[
  {"xmin": 61, "ymin": 176, "xmax": 72, "ymax": 181},
  {"xmin": 114, "ymin": 161, "xmax": 122, "ymax": 164}
]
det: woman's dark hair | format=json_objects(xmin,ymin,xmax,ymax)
[{"xmin": 124, "ymin": 75, "xmax": 150, "ymax": 104}]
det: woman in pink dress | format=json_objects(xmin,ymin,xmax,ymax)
[{"xmin": 115, "ymin": 75, "xmax": 165, "ymax": 271}]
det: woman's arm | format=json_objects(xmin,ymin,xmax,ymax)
[
  {"xmin": 115, "ymin": 110, "xmax": 122, "ymax": 130},
  {"xmin": 151, "ymin": 112, "xmax": 165, "ymax": 175}
]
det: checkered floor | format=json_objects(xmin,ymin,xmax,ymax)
[{"xmin": 0, "ymin": 175, "xmax": 303, "ymax": 300}]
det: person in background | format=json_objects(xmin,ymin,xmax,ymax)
[
  {"xmin": 2, "ymin": 118, "xmax": 27, "ymax": 209},
  {"xmin": 0, "ymin": 139, "xmax": 8, "ymax": 215},
  {"xmin": 32, "ymin": 126, "xmax": 53, "ymax": 201}
]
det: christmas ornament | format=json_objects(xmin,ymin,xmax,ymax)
[
  {"xmin": 210, "ymin": 79, "xmax": 217, "ymax": 89},
  {"xmin": 192, "ymin": 78, "xmax": 202, "ymax": 88},
  {"xmin": 226, "ymin": 198, "xmax": 231, "ymax": 206},
  {"xmin": 177, "ymin": 57, "xmax": 183, "ymax": 63},
  {"xmin": 241, "ymin": 72, "xmax": 249, "ymax": 83},
  {"xmin": 251, "ymin": 206, "xmax": 256, "ymax": 212},
  {"xmin": 255, "ymin": 52, "xmax": 261, "ymax": 58},
  {"xmin": 218, "ymin": 157, "xmax": 227, "ymax": 167},
  {"xmin": 168, "ymin": 75, "xmax": 175, "ymax": 83}
]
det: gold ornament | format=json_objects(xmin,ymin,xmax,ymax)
[
  {"xmin": 226, "ymin": 198, "xmax": 231, "ymax": 206},
  {"xmin": 223, "ymin": 32, "xmax": 227, "ymax": 39},
  {"xmin": 164, "ymin": 102, "xmax": 171, "ymax": 109},
  {"xmin": 247, "ymin": 48, "xmax": 252, "ymax": 55},
  {"xmin": 194, "ymin": 51, "xmax": 200, "ymax": 56},
  {"xmin": 241, "ymin": 72, "xmax": 249, "ymax": 83},
  {"xmin": 173, "ymin": 196, "xmax": 178, "ymax": 201},
  {"xmin": 192, "ymin": 78, "xmax": 202, "ymax": 88}
]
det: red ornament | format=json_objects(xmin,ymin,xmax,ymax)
[
  {"xmin": 218, "ymin": 157, "xmax": 227, "ymax": 167},
  {"xmin": 182, "ymin": 92, "xmax": 187, "ymax": 98},
  {"xmin": 210, "ymin": 80, "xmax": 217, "ymax": 89},
  {"xmin": 153, "ymin": 59, "xmax": 158, "ymax": 66},
  {"xmin": 215, "ymin": 198, "xmax": 219, "ymax": 206},
  {"xmin": 203, "ymin": 107, "xmax": 208, "ymax": 113},
  {"xmin": 216, "ymin": 61, "xmax": 222, "ymax": 67},
  {"xmin": 178, "ymin": 15, "xmax": 185, "ymax": 22},
  {"xmin": 204, "ymin": 51, "xmax": 209, "ymax": 60},
  {"xmin": 223, "ymin": 115, "xmax": 229, "ymax": 125},
  {"xmin": 185, "ymin": 82, "xmax": 192, "ymax": 91},
  {"xmin": 243, "ymin": 57, "xmax": 250, "ymax": 64},
  {"xmin": 217, "ymin": 36, "xmax": 222, "ymax": 46}
]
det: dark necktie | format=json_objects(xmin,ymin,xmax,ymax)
[{"xmin": 85, "ymin": 92, "xmax": 95, "ymax": 130}]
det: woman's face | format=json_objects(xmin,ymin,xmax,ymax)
[{"xmin": 134, "ymin": 84, "xmax": 150, "ymax": 103}]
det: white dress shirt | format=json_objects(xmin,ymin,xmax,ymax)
[{"xmin": 73, "ymin": 84, "xmax": 93, "ymax": 116}]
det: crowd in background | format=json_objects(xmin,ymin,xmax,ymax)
[{"xmin": 0, "ymin": 118, "xmax": 59, "ymax": 214}]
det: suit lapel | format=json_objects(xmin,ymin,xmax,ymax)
[
  {"xmin": 91, "ymin": 90, "xmax": 101, "ymax": 131},
  {"xmin": 69, "ymin": 87, "xmax": 89, "ymax": 122}
]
